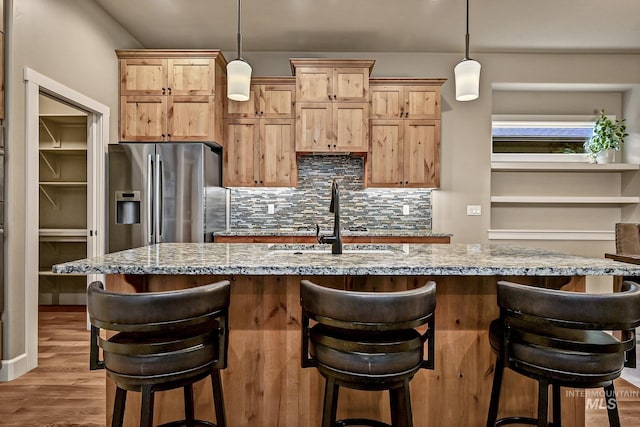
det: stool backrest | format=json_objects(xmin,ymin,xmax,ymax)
[
  {"xmin": 300, "ymin": 280, "xmax": 436, "ymax": 329},
  {"xmin": 300, "ymin": 280, "xmax": 437, "ymax": 369},
  {"xmin": 87, "ymin": 280, "xmax": 231, "ymax": 369},
  {"xmin": 497, "ymin": 280, "xmax": 640, "ymax": 367}
]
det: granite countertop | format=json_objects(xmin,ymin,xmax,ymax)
[
  {"xmin": 214, "ymin": 228, "xmax": 452, "ymax": 238},
  {"xmin": 52, "ymin": 243, "xmax": 640, "ymax": 277}
]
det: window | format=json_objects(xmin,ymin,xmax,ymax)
[{"xmin": 491, "ymin": 116, "xmax": 596, "ymax": 162}]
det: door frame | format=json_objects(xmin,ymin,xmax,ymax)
[{"xmin": 22, "ymin": 67, "xmax": 108, "ymax": 375}]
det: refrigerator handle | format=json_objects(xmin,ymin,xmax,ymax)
[
  {"xmin": 157, "ymin": 154, "xmax": 164, "ymax": 242},
  {"xmin": 146, "ymin": 153, "xmax": 154, "ymax": 245}
]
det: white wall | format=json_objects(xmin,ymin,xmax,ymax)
[{"xmin": 2, "ymin": 0, "xmax": 140, "ymax": 366}]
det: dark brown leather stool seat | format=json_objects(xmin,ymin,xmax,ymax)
[
  {"xmin": 87, "ymin": 281, "xmax": 231, "ymax": 427},
  {"xmin": 486, "ymin": 280, "xmax": 640, "ymax": 427},
  {"xmin": 300, "ymin": 280, "xmax": 437, "ymax": 427}
]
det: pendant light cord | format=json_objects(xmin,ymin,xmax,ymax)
[
  {"xmin": 236, "ymin": 0, "xmax": 242, "ymax": 59},
  {"xmin": 464, "ymin": 0, "xmax": 470, "ymax": 60}
]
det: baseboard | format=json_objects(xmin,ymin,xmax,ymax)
[{"xmin": 0, "ymin": 352, "xmax": 29, "ymax": 381}]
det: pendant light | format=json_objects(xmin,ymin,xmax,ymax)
[
  {"xmin": 227, "ymin": 0, "xmax": 252, "ymax": 101},
  {"xmin": 454, "ymin": 0, "xmax": 481, "ymax": 101}
]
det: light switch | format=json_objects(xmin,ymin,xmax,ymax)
[
  {"xmin": 267, "ymin": 204, "xmax": 275, "ymax": 214},
  {"xmin": 402, "ymin": 205, "xmax": 410, "ymax": 215}
]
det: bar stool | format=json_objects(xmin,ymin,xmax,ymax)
[
  {"xmin": 87, "ymin": 280, "xmax": 231, "ymax": 427},
  {"xmin": 300, "ymin": 280, "xmax": 437, "ymax": 427},
  {"xmin": 486, "ymin": 280, "xmax": 640, "ymax": 427}
]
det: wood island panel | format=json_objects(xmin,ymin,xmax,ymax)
[{"xmin": 105, "ymin": 274, "xmax": 584, "ymax": 427}]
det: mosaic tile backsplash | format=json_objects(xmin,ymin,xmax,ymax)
[{"xmin": 229, "ymin": 155, "xmax": 433, "ymax": 231}]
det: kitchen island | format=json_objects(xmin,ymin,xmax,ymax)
[{"xmin": 54, "ymin": 243, "xmax": 640, "ymax": 427}]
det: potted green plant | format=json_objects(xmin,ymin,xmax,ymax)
[{"xmin": 583, "ymin": 109, "xmax": 628, "ymax": 163}]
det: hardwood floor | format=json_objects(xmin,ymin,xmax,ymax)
[
  {"xmin": 0, "ymin": 306, "xmax": 105, "ymax": 426},
  {"xmin": 0, "ymin": 307, "xmax": 637, "ymax": 426}
]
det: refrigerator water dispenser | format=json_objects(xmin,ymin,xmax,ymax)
[{"xmin": 116, "ymin": 191, "xmax": 141, "ymax": 224}]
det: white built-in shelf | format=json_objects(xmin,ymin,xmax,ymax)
[
  {"xmin": 491, "ymin": 196, "xmax": 640, "ymax": 205},
  {"xmin": 39, "ymin": 148, "xmax": 87, "ymax": 154},
  {"xmin": 488, "ymin": 229, "xmax": 614, "ymax": 241},
  {"xmin": 39, "ymin": 181, "xmax": 87, "ymax": 186},
  {"xmin": 491, "ymin": 162, "xmax": 640, "ymax": 172},
  {"xmin": 39, "ymin": 229, "xmax": 87, "ymax": 242}
]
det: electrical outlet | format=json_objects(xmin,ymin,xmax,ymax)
[
  {"xmin": 402, "ymin": 205, "xmax": 410, "ymax": 215},
  {"xmin": 267, "ymin": 204, "xmax": 275, "ymax": 214},
  {"xmin": 467, "ymin": 205, "xmax": 481, "ymax": 216}
]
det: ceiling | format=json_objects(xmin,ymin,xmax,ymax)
[{"xmin": 94, "ymin": 0, "xmax": 640, "ymax": 54}]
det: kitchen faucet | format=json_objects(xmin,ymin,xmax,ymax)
[{"xmin": 316, "ymin": 179, "xmax": 342, "ymax": 254}]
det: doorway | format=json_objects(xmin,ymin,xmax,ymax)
[{"xmin": 21, "ymin": 68, "xmax": 108, "ymax": 376}]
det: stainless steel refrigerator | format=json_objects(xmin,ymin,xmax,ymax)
[{"xmin": 107, "ymin": 143, "xmax": 227, "ymax": 253}]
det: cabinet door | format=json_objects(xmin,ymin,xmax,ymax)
[
  {"xmin": 225, "ymin": 85, "xmax": 259, "ymax": 118},
  {"xmin": 168, "ymin": 58, "xmax": 216, "ymax": 95},
  {"xmin": 333, "ymin": 68, "xmax": 369, "ymax": 102},
  {"xmin": 404, "ymin": 86, "xmax": 440, "ymax": 119},
  {"xmin": 260, "ymin": 85, "xmax": 295, "ymax": 119},
  {"xmin": 295, "ymin": 102, "xmax": 332, "ymax": 152},
  {"xmin": 403, "ymin": 120, "xmax": 440, "ymax": 188},
  {"xmin": 261, "ymin": 119, "xmax": 296, "ymax": 187},
  {"xmin": 120, "ymin": 59, "xmax": 168, "ymax": 96},
  {"xmin": 370, "ymin": 85, "xmax": 403, "ymax": 119},
  {"xmin": 167, "ymin": 96, "xmax": 215, "ymax": 142},
  {"xmin": 296, "ymin": 67, "xmax": 332, "ymax": 102},
  {"xmin": 120, "ymin": 96, "xmax": 167, "ymax": 142},
  {"xmin": 333, "ymin": 102, "xmax": 369, "ymax": 152},
  {"xmin": 368, "ymin": 120, "xmax": 404, "ymax": 187},
  {"xmin": 225, "ymin": 120, "xmax": 260, "ymax": 186}
]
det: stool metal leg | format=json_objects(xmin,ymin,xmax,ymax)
[
  {"xmin": 537, "ymin": 380, "xmax": 549, "ymax": 427},
  {"xmin": 112, "ymin": 387, "xmax": 127, "ymax": 427},
  {"xmin": 211, "ymin": 369, "xmax": 227, "ymax": 427},
  {"xmin": 390, "ymin": 380, "xmax": 413, "ymax": 427},
  {"xmin": 486, "ymin": 357, "xmax": 504, "ymax": 427},
  {"xmin": 322, "ymin": 377, "xmax": 339, "ymax": 427},
  {"xmin": 184, "ymin": 384, "xmax": 195, "ymax": 427},
  {"xmin": 552, "ymin": 384, "xmax": 561, "ymax": 427},
  {"xmin": 140, "ymin": 385, "xmax": 155, "ymax": 427},
  {"xmin": 604, "ymin": 382, "xmax": 621, "ymax": 427}
]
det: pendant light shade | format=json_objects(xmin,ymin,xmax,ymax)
[
  {"xmin": 454, "ymin": 59, "xmax": 481, "ymax": 101},
  {"xmin": 454, "ymin": 0, "xmax": 481, "ymax": 101},
  {"xmin": 227, "ymin": 0, "xmax": 252, "ymax": 101},
  {"xmin": 227, "ymin": 59, "xmax": 252, "ymax": 101}
]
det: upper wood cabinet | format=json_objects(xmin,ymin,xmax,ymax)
[
  {"xmin": 368, "ymin": 119, "xmax": 441, "ymax": 188},
  {"xmin": 367, "ymin": 79, "xmax": 445, "ymax": 188},
  {"xmin": 296, "ymin": 102, "xmax": 369, "ymax": 153},
  {"xmin": 291, "ymin": 59, "xmax": 374, "ymax": 153},
  {"xmin": 225, "ymin": 118, "xmax": 296, "ymax": 187},
  {"xmin": 370, "ymin": 80, "xmax": 445, "ymax": 120},
  {"xmin": 290, "ymin": 59, "xmax": 374, "ymax": 102},
  {"xmin": 225, "ymin": 77, "xmax": 295, "ymax": 119},
  {"xmin": 117, "ymin": 50, "xmax": 227, "ymax": 143}
]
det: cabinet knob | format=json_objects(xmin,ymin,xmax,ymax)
[
  {"xmin": 327, "ymin": 144, "xmax": 331, "ymax": 148},
  {"xmin": 328, "ymin": 95, "xmax": 332, "ymax": 100},
  {"xmin": 168, "ymin": 88, "xmax": 172, "ymax": 94},
  {"xmin": 333, "ymin": 94, "xmax": 337, "ymax": 100},
  {"xmin": 167, "ymin": 133, "xmax": 172, "ymax": 138},
  {"xmin": 162, "ymin": 134, "xmax": 165, "ymax": 138},
  {"xmin": 254, "ymin": 180, "xmax": 258, "ymax": 184},
  {"xmin": 405, "ymin": 181, "xmax": 409, "ymax": 184},
  {"xmin": 162, "ymin": 88, "xmax": 166, "ymax": 95},
  {"xmin": 333, "ymin": 144, "xmax": 336, "ymax": 148}
]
